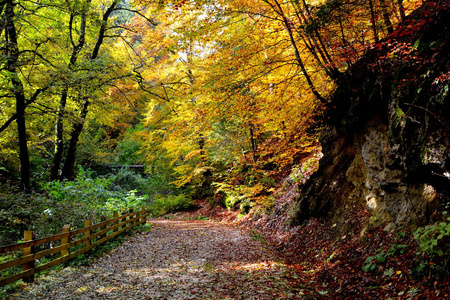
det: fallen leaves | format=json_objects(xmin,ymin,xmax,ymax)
[{"xmin": 10, "ymin": 219, "xmax": 303, "ymax": 299}]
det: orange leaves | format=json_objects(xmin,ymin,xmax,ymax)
[{"xmin": 121, "ymin": 0, "xmax": 418, "ymax": 199}]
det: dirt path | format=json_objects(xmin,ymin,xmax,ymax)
[{"xmin": 9, "ymin": 219, "xmax": 302, "ymax": 299}]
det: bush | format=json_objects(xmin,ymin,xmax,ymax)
[
  {"xmin": 213, "ymin": 182, "xmax": 264, "ymax": 211},
  {"xmin": 0, "ymin": 166, "xmax": 153, "ymax": 244},
  {"xmin": 108, "ymin": 168, "xmax": 143, "ymax": 192},
  {"xmin": 362, "ymin": 244, "xmax": 408, "ymax": 273},
  {"xmin": 0, "ymin": 166, "xmax": 157, "ymax": 247},
  {"xmin": 149, "ymin": 194, "xmax": 195, "ymax": 216},
  {"xmin": 43, "ymin": 167, "xmax": 151, "ymax": 214},
  {"xmin": 413, "ymin": 214, "xmax": 450, "ymax": 280},
  {"xmin": 107, "ymin": 168, "xmax": 176, "ymax": 198},
  {"xmin": 0, "ymin": 193, "xmax": 39, "ymax": 245}
]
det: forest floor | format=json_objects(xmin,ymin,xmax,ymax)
[
  {"xmin": 169, "ymin": 198, "xmax": 450, "ymax": 299},
  {"xmin": 7, "ymin": 219, "xmax": 305, "ymax": 300},
  {"xmin": 7, "ymin": 199, "xmax": 450, "ymax": 299}
]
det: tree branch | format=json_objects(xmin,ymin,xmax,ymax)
[{"xmin": 113, "ymin": 7, "xmax": 158, "ymax": 26}]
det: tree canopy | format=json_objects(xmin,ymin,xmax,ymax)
[{"xmin": 0, "ymin": 0, "xmax": 423, "ymax": 197}]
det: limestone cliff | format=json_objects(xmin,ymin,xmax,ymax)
[{"xmin": 290, "ymin": 1, "xmax": 450, "ymax": 228}]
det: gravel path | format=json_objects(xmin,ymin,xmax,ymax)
[{"xmin": 9, "ymin": 219, "xmax": 301, "ymax": 299}]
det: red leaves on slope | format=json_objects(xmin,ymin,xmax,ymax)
[{"xmin": 273, "ymin": 207, "xmax": 450, "ymax": 299}]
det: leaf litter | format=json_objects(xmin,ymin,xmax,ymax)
[{"xmin": 8, "ymin": 219, "xmax": 304, "ymax": 299}]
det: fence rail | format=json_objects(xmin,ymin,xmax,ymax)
[{"xmin": 0, "ymin": 209, "xmax": 147, "ymax": 287}]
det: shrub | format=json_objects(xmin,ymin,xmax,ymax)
[
  {"xmin": 0, "ymin": 167, "xmax": 151, "ymax": 240},
  {"xmin": 0, "ymin": 193, "xmax": 39, "ymax": 245},
  {"xmin": 362, "ymin": 244, "xmax": 408, "ymax": 273},
  {"xmin": 107, "ymin": 167, "xmax": 177, "ymax": 198},
  {"xmin": 149, "ymin": 194, "xmax": 195, "ymax": 216},
  {"xmin": 213, "ymin": 182, "xmax": 264, "ymax": 211},
  {"xmin": 1, "ymin": 166, "xmax": 154, "ymax": 247},
  {"xmin": 413, "ymin": 214, "xmax": 450, "ymax": 280}
]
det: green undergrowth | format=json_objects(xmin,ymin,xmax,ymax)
[
  {"xmin": 412, "ymin": 213, "xmax": 450, "ymax": 281},
  {"xmin": 0, "ymin": 167, "xmax": 182, "ymax": 245},
  {"xmin": 362, "ymin": 214, "xmax": 450, "ymax": 282},
  {"xmin": 149, "ymin": 194, "xmax": 195, "ymax": 217}
]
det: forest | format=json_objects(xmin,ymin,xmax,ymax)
[{"xmin": 1, "ymin": 0, "xmax": 449, "ymax": 298}]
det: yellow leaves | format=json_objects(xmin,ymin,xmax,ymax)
[
  {"xmin": 171, "ymin": 163, "xmax": 210, "ymax": 188},
  {"xmin": 128, "ymin": 0, "xmax": 385, "ymax": 192},
  {"xmin": 0, "ymin": 135, "xmax": 18, "ymax": 158},
  {"xmin": 184, "ymin": 149, "xmax": 204, "ymax": 161}
]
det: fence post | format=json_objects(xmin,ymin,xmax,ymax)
[
  {"xmin": 100, "ymin": 215, "xmax": 107, "ymax": 239},
  {"xmin": 113, "ymin": 211, "xmax": 119, "ymax": 233},
  {"xmin": 129, "ymin": 209, "xmax": 134, "ymax": 228},
  {"xmin": 84, "ymin": 220, "xmax": 91, "ymax": 247},
  {"xmin": 61, "ymin": 224, "xmax": 71, "ymax": 257},
  {"xmin": 141, "ymin": 209, "xmax": 147, "ymax": 225},
  {"xmin": 120, "ymin": 211, "xmax": 126, "ymax": 230},
  {"xmin": 22, "ymin": 230, "xmax": 35, "ymax": 283}
]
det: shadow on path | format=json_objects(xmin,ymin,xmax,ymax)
[{"xmin": 9, "ymin": 219, "xmax": 304, "ymax": 299}]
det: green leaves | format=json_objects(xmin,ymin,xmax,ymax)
[
  {"xmin": 410, "ymin": 216, "xmax": 450, "ymax": 280},
  {"xmin": 148, "ymin": 194, "xmax": 195, "ymax": 216},
  {"xmin": 363, "ymin": 244, "xmax": 408, "ymax": 273},
  {"xmin": 414, "ymin": 217, "xmax": 450, "ymax": 257}
]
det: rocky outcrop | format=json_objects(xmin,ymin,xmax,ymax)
[{"xmin": 290, "ymin": 1, "xmax": 450, "ymax": 228}]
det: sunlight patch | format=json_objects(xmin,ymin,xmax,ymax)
[
  {"xmin": 234, "ymin": 261, "xmax": 283, "ymax": 271},
  {"xmin": 96, "ymin": 286, "xmax": 117, "ymax": 294}
]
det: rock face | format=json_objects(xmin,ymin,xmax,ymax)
[{"xmin": 290, "ymin": 1, "xmax": 450, "ymax": 228}]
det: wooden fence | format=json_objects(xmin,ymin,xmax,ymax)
[{"xmin": 0, "ymin": 209, "xmax": 147, "ymax": 287}]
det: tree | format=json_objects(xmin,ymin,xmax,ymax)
[
  {"xmin": 0, "ymin": 0, "xmax": 423, "ymax": 192},
  {"xmin": 125, "ymin": 0, "xmax": 422, "ymax": 198},
  {"xmin": 0, "ymin": 0, "xmax": 142, "ymax": 186},
  {"xmin": 1, "ymin": 0, "xmax": 54, "ymax": 190},
  {"xmin": 50, "ymin": 0, "xmax": 91, "ymax": 180},
  {"xmin": 56, "ymin": 0, "xmax": 135, "ymax": 180},
  {"xmin": 3, "ymin": 0, "xmax": 31, "ymax": 190}
]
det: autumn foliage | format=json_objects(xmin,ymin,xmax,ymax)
[
  {"xmin": 1, "ymin": 0, "xmax": 449, "ymax": 297},
  {"xmin": 121, "ymin": 0, "xmax": 423, "ymax": 204},
  {"xmin": 0, "ymin": 0, "xmax": 425, "ymax": 199}
]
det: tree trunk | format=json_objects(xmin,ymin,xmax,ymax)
[
  {"xmin": 397, "ymin": 0, "xmax": 406, "ymax": 22},
  {"xmin": 368, "ymin": 0, "xmax": 379, "ymax": 43},
  {"xmin": 379, "ymin": 0, "xmax": 394, "ymax": 34},
  {"xmin": 0, "ymin": 87, "xmax": 47, "ymax": 135},
  {"xmin": 249, "ymin": 125, "xmax": 257, "ymax": 162},
  {"xmin": 15, "ymin": 85, "xmax": 30, "ymax": 191},
  {"xmin": 266, "ymin": 0, "xmax": 325, "ymax": 103},
  {"xmin": 5, "ymin": 1, "xmax": 31, "ymax": 191},
  {"xmin": 50, "ymin": 6, "xmax": 89, "ymax": 180},
  {"xmin": 298, "ymin": 0, "xmax": 342, "ymax": 81},
  {"xmin": 338, "ymin": 14, "xmax": 354, "ymax": 68},
  {"xmin": 61, "ymin": 98, "xmax": 90, "ymax": 180},
  {"xmin": 61, "ymin": 0, "xmax": 119, "ymax": 180},
  {"xmin": 198, "ymin": 135, "xmax": 212, "ymax": 193},
  {"xmin": 50, "ymin": 92, "xmax": 67, "ymax": 180}
]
